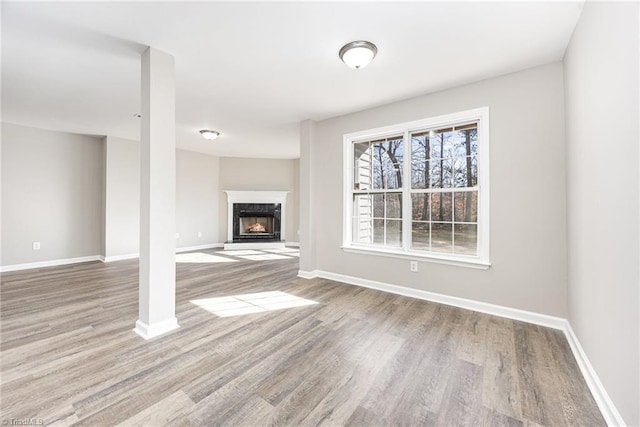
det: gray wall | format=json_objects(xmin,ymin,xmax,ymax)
[
  {"xmin": 104, "ymin": 136, "xmax": 140, "ymax": 258},
  {"xmin": 176, "ymin": 149, "xmax": 220, "ymax": 247},
  {"xmin": 1, "ymin": 124, "xmax": 299, "ymax": 267},
  {"xmin": 103, "ymin": 141, "xmax": 221, "ymax": 257},
  {"xmin": 564, "ymin": 2, "xmax": 639, "ymax": 424},
  {"xmin": 1, "ymin": 123, "xmax": 103, "ymax": 265},
  {"xmin": 302, "ymin": 62, "xmax": 568, "ymax": 317},
  {"xmin": 218, "ymin": 157, "xmax": 300, "ymax": 243}
]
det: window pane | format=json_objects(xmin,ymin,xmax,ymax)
[
  {"xmin": 454, "ymin": 191, "xmax": 478, "ymax": 222},
  {"xmin": 454, "ymin": 224, "xmax": 477, "ymax": 255},
  {"xmin": 411, "ymin": 134, "xmax": 430, "ymax": 189},
  {"xmin": 372, "ymin": 137, "xmax": 404, "ymax": 189},
  {"xmin": 354, "ymin": 142, "xmax": 372, "ymax": 190},
  {"xmin": 430, "ymin": 128, "xmax": 455, "ymax": 159},
  {"xmin": 430, "ymin": 192, "xmax": 452, "ymax": 222},
  {"xmin": 471, "ymin": 156, "xmax": 478, "ymax": 187},
  {"xmin": 372, "ymin": 194, "xmax": 385, "ymax": 218},
  {"xmin": 386, "ymin": 219, "xmax": 402, "ymax": 247},
  {"xmin": 411, "ymin": 222, "xmax": 430, "ymax": 250},
  {"xmin": 453, "ymin": 156, "xmax": 477, "ymax": 188},
  {"xmin": 411, "ymin": 193, "xmax": 430, "ymax": 221},
  {"xmin": 452, "ymin": 126, "xmax": 478, "ymax": 158},
  {"xmin": 353, "ymin": 195, "xmax": 373, "ymax": 244},
  {"xmin": 386, "ymin": 193, "xmax": 402, "ymax": 219},
  {"xmin": 429, "ymin": 159, "xmax": 453, "ymax": 188},
  {"xmin": 430, "ymin": 222, "xmax": 453, "ymax": 253},
  {"xmin": 373, "ymin": 219, "xmax": 384, "ymax": 244}
]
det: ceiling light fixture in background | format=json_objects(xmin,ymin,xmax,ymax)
[
  {"xmin": 200, "ymin": 130, "xmax": 220, "ymax": 140},
  {"xmin": 339, "ymin": 40, "xmax": 378, "ymax": 69}
]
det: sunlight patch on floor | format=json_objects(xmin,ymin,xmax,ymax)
[
  {"xmin": 176, "ymin": 252, "xmax": 238, "ymax": 263},
  {"xmin": 191, "ymin": 291, "xmax": 318, "ymax": 317}
]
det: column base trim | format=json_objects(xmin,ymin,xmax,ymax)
[{"xmin": 133, "ymin": 317, "xmax": 180, "ymax": 340}]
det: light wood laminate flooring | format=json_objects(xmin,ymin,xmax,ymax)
[{"xmin": 1, "ymin": 249, "xmax": 605, "ymax": 426}]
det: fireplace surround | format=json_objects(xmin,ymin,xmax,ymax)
[{"xmin": 224, "ymin": 191, "xmax": 288, "ymax": 249}]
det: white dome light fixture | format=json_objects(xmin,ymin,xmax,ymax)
[
  {"xmin": 199, "ymin": 130, "xmax": 220, "ymax": 140},
  {"xmin": 339, "ymin": 40, "xmax": 378, "ymax": 69}
]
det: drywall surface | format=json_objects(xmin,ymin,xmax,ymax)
[
  {"xmin": 103, "ymin": 141, "xmax": 221, "ymax": 255},
  {"xmin": 176, "ymin": 149, "xmax": 220, "ymax": 247},
  {"xmin": 218, "ymin": 157, "xmax": 299, "ymax": 243},
  {"xmin": 0, "ymin": 125, "xmax": 222, "ymax": 265},
  {"xmin": 564, "ymin": 2, "xmax": 640, "ymax": 424},
  {"xmin": 305, "ymin": 62, "xmax": 568, "ymax": 317},
  {"xmin": 1, "ymin": 123, "xmax": 103, "ymax": 265},
  {"xmin": 104, "ymin": 136, "xmax": 139, "ymax": 258}
]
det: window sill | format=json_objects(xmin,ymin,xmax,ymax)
[{"xmin": 341, "ymin": 245, "xmax": 491, "ymax": 270}]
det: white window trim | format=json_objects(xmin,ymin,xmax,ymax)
[{"xmin": 342, "ymin": 107, "xmax": 491, "ymax": 269}]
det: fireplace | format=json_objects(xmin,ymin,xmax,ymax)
[
  {"xmin": 224, "ymin": 191, "xmax": 288, "ymax": 249},
  {"xmin": 233, "ymin": 203, "xmax": 281, "ymax": 241}
]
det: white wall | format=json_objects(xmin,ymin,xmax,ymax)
[
  {"xmin": 1, "ymin": 123, "xmax": 103, "ymax": 265},
  {"xmin": 104, "ymin": 136, "xmax": 140, "ymax": 258},
  {"xmin": 176, "ymin": 149, "xmax": 220, "ymax": 247},
  {"xmin": 1, "ymin": 124, "xmax": 298, "ymax": 267},
  {"xmin": 564, "ymin": 2, "xmax": 639, "ymax": 424},
  {"xmin": 301, "ymin": 62, "xmax": 568, "ymax": 317},
  {"xmin": 218, "ymin": 157, "xmax": 300, "ymax": 243},
  {"xmin": 102, "ymin": 142, "xmax": 221, "ymax": 256},
  {"xmin": 0, "ymin": 126, "xmax": 223, "ymax": 266}
]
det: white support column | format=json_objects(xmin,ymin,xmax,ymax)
[{"xmin": 133, "ymin": 47, "xmax": 179, "ymax": 340}]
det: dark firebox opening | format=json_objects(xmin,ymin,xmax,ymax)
[{"xmin": 232, "ymin": 203, "xmax": 281, "ymax": 242}]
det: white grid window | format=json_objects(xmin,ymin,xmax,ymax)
[{"xmin": 343, "ymin": 108, "xmax": 490, "ymax": 268}]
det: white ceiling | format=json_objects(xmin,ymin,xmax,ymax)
[{"xmin": 2, "ymin": 1, "xmax": 583, "ymax": 159}]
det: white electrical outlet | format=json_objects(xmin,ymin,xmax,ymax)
[
  {"xmin": 33, "ymin": 242, "xmax": 41, "ymax": 250},
  {"xmin": 410, "ymin": 261, "xmax": 418, "ymax": 272},
  {"xmin": 197, "ymin": 231, "xmax": 202, "ymax": 238},
  {"xmin": 175, "ymin": 233, "xmax": 180, "ymax": 239}
]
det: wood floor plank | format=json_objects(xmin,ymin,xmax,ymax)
[
  {"xmin": 115, "ymin": 391, "xmax": 195, "ymax": 427},
  {"xmin": 482, "ymin": 316, "xmax": 522, "ymax": 420},
  {"xmin": 0, "ymin": 250, "xmax": 605, "ymax": 426}
]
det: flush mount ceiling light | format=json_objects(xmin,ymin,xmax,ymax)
[
  {"xmin": 339, "ymin": 40, "xmax": 378, "ymax": 69},
  {"xmin": 200, "ymin": 130, "xmax": 220, "ymax": 140}
]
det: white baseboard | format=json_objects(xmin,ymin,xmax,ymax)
[
  {"xmin": 102, "ymin": 253, "xmax": 139, "ymax": 263},
  {"xmin": 133, "ymin": 317, "xmax": 180, "ymax": 340},
  {"xmin": 0, "ymin": 255, "xmax": 102, "ymax": 273},
  {"xmin": 300, "ymin": 269, "xmax": 565, "ymax": 329},
  {"xmin": 298, "ymin": 269, "xmax": 625, "ymax": 426},
  {"xmin": 562, "ymin": 322, "xmax": 626, "ymax": 426},
  {"xmin": 286, "ymin": 242, "xmax": 300, "ymax": 247},
  {"xmin": 1, "ymin": 244, "xmax": 227, "ymax": 270},
  {"xmin": 102, "ymin": 243, "xmax": 225, "ymax": 263},
  {"xmin": 297, "ymin": 269, "xmax": 319, "ymax": 279}
]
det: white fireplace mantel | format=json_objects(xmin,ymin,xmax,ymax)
[{"xmin": 224, "ymin": 190, "xmax": 289, "ymax": 242}]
